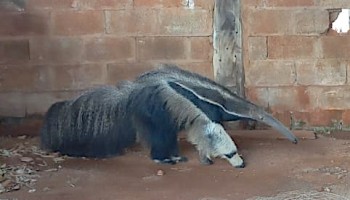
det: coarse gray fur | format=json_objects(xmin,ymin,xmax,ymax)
[
  {"xmin": 41, "ymin": 84, "xmax": 136, "ymax": 158},
  {"xmin": 136, "ymin": 63, "xmax": 298, "ymax": 144},
  {"xmin": 41, "ymin": 63, "xmax": 297, "ymax": 168},
  {"xmin": 41, "ymin": 75, "xmax": 244, "ymax": 167}
]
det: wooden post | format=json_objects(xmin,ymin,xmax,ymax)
[{"xmin": 213, "ymin": 0, "xmax": 245, "ymax": 98}]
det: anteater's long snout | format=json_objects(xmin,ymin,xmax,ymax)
[{"xmin": 261, "ymin": 113, "xmax": 298, "ymax": 144}]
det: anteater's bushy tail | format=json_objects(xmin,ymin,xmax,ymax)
[{"xmin": 40, "ymin": 85, "xmax": 137, "ymax": 158}]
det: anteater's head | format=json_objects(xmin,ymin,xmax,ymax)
[{"xmin": 205, "ymin": 123, "xmax": 245, "ymax": 168}]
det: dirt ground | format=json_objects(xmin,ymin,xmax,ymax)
[{"xmin": 1, "ymin": 130, "xmax": 350, "ymax": 200}]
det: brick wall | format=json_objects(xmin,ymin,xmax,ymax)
[
  {"xmin": 242, "ymin": 0, "xmax": 350, "ymax": 129},
  {"xmin": 0, "ymin": 0, "xmax": 214, "ymax": 120},
  {"xmin": 2, "ymin": 0, "xmax": 350, "ymax": 135}
]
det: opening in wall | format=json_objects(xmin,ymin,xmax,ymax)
[{"xmin": 332, "ymin": 9, "xmax": 350, "ymax": 33}]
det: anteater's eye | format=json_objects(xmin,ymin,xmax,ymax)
[{"xmin": 225, "ymin": 151, "xmax": 237, "ymax": 159}]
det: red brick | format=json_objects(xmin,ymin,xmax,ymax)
[
  {"xmin": 134, "ymin": 0, "xmax": 182, "ymax": 7},
  {"xmin": 308, "ymin": 110, "xmax": 343, "ymax": 126},
  {"xmin": 83, "ymin": 37, "xmax": 135, "ymax": 62},
  {"xmin": 307, "ymin": 86, "xmax": 350, "ymax": 110},
  {"xmin": 246, "ymin": 9, "xmax": 328, "ymax": 35},
  {"xmin": 268, "ymin": 111, "xmax": 312, "ymax": 129},
  {"xmin": 296, "ymin": 59, "xmax": 347, "ymax": 86},
  {"xmin": 190, "ymin": 37, "xmax": 212, "ymax": 61},
  {"xmin": 321, "ymin": 36, "xmax": 350, "ymax": 58},
  {"xmin": 316, "ymin": 0, "xmax": 350, "ymax": 7},
  {"xmin": 243, "ymin": 0, "xmax": 261, "ymax": 7},
  {"xmin": 177, "ymin": 62, "xmax": 214, "ymax": 79},
  {"xmin": 342, "ymin": 110, "xmax": 350, "ymax": 125},
  {"xmin": 24, "ymin": 91, "xmax": 83, "ymax": 115},
  {"xmin": 107, "ymin": 62, "xmax": 214, "ymax": 83},
  {"xmin": 134, "ymin": 0, "xmax": 214, "ymax": 9},
  {"xmin": 107, "ymin": 63, "xmax": 155, "ymax": 83},
  {"xmin": 268, "ymin": 36, "xmax": 318, "ymax": 59},
  {"xmin": 0, "ymin": 12, "xmax": 49, "ymax": 36},
  {"xmin": 137, "ymin": 37, "xmax": 188, "ymax": 61},
  {"xmin": 25, "ymin": 0, "xmax": 132, "ymax": 10},
  {"xmin": 53, "ymin": 11, "xmax": 104, "ymax": 35},
  {"xmin": 248, "ymin": 37, "xmax": 267, "ymax": 60},
  {"xmin": 0, "ymin": 64, "xmax": 106, "ymax": 92},
  {"xmin": 243, "ymin": 0, "xmax": 314, "ymax": 7},
  {"xmin": 268, "ymin": 86, "xmax": 310, "ymax": 111},
  {"xmin": 106, "ymin": 9, "xmax": 158, "ymax": 36},
  {"xmin": 194, "ymin": 0, "xmax": 215, "ymax": 9},
  {"xmin": 0, "ymin": 40, "xmax": 29, "ymax": 64},
  {"xmin": 49, "ymin": 64, "xmax": 107, "ymax": 90},
  {"xmin": 245, "ymin": 60, "xmax": 296, "ymax": 86},
  {"xmin": 271, "ymin": 112, "xmax": 291, "ymax": 127},
  {"xmin": 158, "ymin": 9, "xmax": 212, "ymax": 36},
  {"xmin": 264, "ymin": 0, "xmax": 314, "ymax": 7},
  {"xmin": 294, "ymin": 9, "xmax": 329, "ymax": 34},
  {"xmin": 106, "ymin": 9, "xmax": 212, "ymax": 36},
  {"xmin": 0, "ymin": 65, "xmax": 49, "ymax": 92},
  {"xmin": 24, "ymin": 0, "xmax": 54, "ymax": 10},
  {"xmin": 25, "ymin": 0, "xmax": 83, "ymax": 10},
  {"xmin": 0, "ymin": 92, "xmax": 25, "ymax": 117},
  {"xmin": 245, "ymin": 87, "xmax": 269, "ymax": 107},
  {"xmin": 247, "ymin": 9, "xmax": 293, "ymax": 35},
  {"xmin": 30, "ymin": 37, "xmax": 84, "ymax": 63},
  {"xmin": 66, "ymin": 0, "xmax": 132, "ymax": 10}
]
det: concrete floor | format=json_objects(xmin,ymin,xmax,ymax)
[{"xmin": 1, "ymin": 130, "xmax": 350, "ymax": 200}]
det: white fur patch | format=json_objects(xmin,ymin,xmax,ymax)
[
  {"xmin": 227, "ymin": 154, "xmax": 244, "ymax": 167},
  {"xmin": 204, "ymin": 123, "xmax": 217, "ymax": 136},
  {"xmin": 170, "ymin": 82, "xmax": 247, "ymax": 118}
]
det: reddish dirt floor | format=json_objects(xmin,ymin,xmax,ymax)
[{"xmin": 1, "ymin": 130, "xmax": 350, "ymax": 200}]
